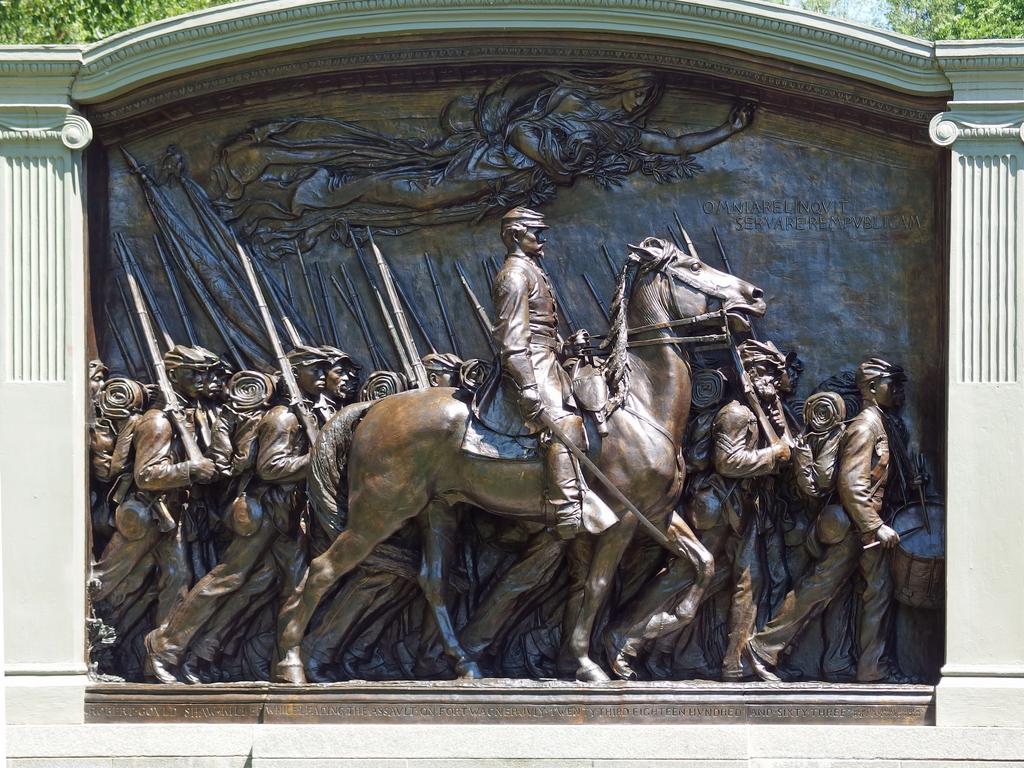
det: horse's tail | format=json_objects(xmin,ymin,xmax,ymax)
[{"xmin": 308, "ymin": 400, "xmax": 374, "ymax": 557}]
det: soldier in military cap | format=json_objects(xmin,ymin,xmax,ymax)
[
  {"xmin": 473, "ymin": 207, "xmax": 613, "ymax": 539},
  {"xmin": 748, "ymin": 357, "xmax": 911, "ymax": 683},
  {"xmin": 319, "ymin": 345, "xmax": 362, "ymax": 421},
  {"xmin": 144, "ymin": 346, "xmax": 331, "ymax": 683}
]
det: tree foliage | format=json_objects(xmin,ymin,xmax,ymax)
[
  {"xmin": 886, "ymin": 0, "xmax": 1024, "ymax": 39},
  {"xmin": 0, "ymin": 0, "xmax": 229, "ymax": 44},
  {"xmin": 0, "ymin": 0, "xmax": 1021, "ymax": 45}
]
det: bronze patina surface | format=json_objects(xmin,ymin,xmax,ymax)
[{"xmin": 84, "ymin": 29, "xmax": 947, "ymax": 709}]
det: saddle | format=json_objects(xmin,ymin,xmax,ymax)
[{"xmin": 460, "ymin": 358, "xmax": 611, "ymax": 461}]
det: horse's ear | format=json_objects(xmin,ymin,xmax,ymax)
[{"xmin": 627, "ymin": 241, "xmax": 661, "ymax": 263}]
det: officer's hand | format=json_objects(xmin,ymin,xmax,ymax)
[
  {"xmin": 520, "ymin": 386, "xmax": 544, "ymax": 422},
  {"xmin": 875, "ymin": 524, "xmax": 900, "ymax": 550},
  {"xmin": 189, "ymin": 457, "xmax": 217, "ymax": 484}
]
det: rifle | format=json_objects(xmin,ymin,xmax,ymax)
[
  {"xmin": 380, "ymin": 249, "xmax": 437, "ymax": 355},
  {"xmin": 106, "ymin": 314, "xmax": 141, "ymax": 380},
  {"xmin": 115, "ymin": 233, "xmax": 173, "ymax": 352},
  {"xmin": 425, "ymin": 253, "xmax": 461, "ymax": 357},
  {"xmin": 114, "ymin": 274, "xmax": 148, "ymax": 376},
  {"xmin": 120, "ymin": 251, "xmax": 203, "ymax": 533},
  {"xmin": 454, "ymin": 261, "xmax": 497, "ymax": 355},
  {"xmin": 314, "ymin": 262, "xmax": 342, "ymax": 348},
  {"xmin": 367, "ymin": 229, "xmax": 429, "ymax": 388},
  {"xmin": 234, "ymin": 242, "xmax": 319, "ymax": 446},
  {"xmin": 482, "ymin": 258, "xmax": 496, "ymax": 289},
  {"xmin": 281, "ymin": 262, "xmax": 295, "ymax": 305},
  {"xmin": 353, "ymin": 242, "xmax": 414, "ymax": 381},
  {"xmin": 582, "ymin": 272, "xmax": 610, "ymax": 322},
  {"xmin": 282, "ymin": 316, "xmax": 303, "ymax": 347},
  {"xmin": 153, "ymin": 234, "xmax": 197, "ymax": 345},
  {"xmin": 297, "ymin": 246, "xmax": 328, "ymax": 344},
  {"xmin": 601, "ymin": 244, "xmax": 619, "ymax": 279},
  {"xmin": 546, "ymin": 266, "xmax": 578, "ymax": 334},
  {"xmin": 338, "ymin": 265, "xmax": 388, "ymax": 370}
]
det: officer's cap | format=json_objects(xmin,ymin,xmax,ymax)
[
  {"xmin": 856, "ymin": 358, "xmax": 906, "ymax": 388},
  {"xmin": 501, "ymin": 207, "xmax": 547, "ymax": 230},
  {"xmin": 164, "ymin": 345, "xmax": 221, "ymax": 372}
]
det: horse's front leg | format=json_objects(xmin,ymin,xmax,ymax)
[
  {"xmin": 569, "ymin": 510, "xmax": 640, "ymax": 682},
  {"xmin": 418, "ymin": 499, "xmax": 483, "ymax": 679}
]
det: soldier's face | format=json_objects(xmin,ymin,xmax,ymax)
[
  {"xmin": 519, "ymin": 227, "xmax": 546, "ymax": 259},
  {"xmin": 428, "ymin": 370, "xmax": 455, "ymax": 387},
  {"xmin": 873, "ymin": 377, "xmax": 905, "ymax": 411},
  {"xmin": 295, "ymin": 362, "xmax": 329, "ymax": 397},
  {"xmin": 172, "ymin": 368, "xmax": 205, "ymax": 399},
  {"xmin": 326, "ymin": 364, "xmax": 359, "ymax": 401}
]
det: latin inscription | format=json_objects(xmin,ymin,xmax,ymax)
[{"xmin": 701, "ymin": 199, "xmax": 925, "ymax": 232}]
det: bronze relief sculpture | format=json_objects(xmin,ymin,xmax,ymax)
[{"xmin": 87, "ymin": 63, "xmax": 943, "ymax": 698}]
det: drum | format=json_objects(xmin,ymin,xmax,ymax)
[{"xmin": 890, "ymin": 500, "xmax": 944, "ymax": 610}]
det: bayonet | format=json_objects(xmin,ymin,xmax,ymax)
[
  {"xmin": 338, "ymin": 265, "xmax": 388, "ymax": 370},
  {"xmin": 601, "ymin": 244, "xmax": 619, "ymax": 279},
  {"xmin": 115, "ymin": 233, "xmax": 173, "ymax": 351},
  {"xmin": 353, "ymin": 246, "xmax": 412, "ymax": 379},
  {"xmin": 380, "ymin": 249, "xmax": 437, "ymax": 355}
]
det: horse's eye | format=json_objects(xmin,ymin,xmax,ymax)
[{"xmin": 689, "ymin": 262, "xmax": 702, "ymax": 273}]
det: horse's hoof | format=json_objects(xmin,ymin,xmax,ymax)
[
  {"xmin": 575, "ymin": 658, "xmax": 611, "ymax": 683},
  {"xmin": 275, "ymin": 648, "xmax": 308, "ymax": 684},
  {"xmin": 455, "ymin": 660, "xmax": 484, "ymax": 680}
]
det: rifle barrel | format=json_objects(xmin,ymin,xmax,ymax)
[
  {"xmin": 234, "ymin": 242, "xmax": 319, "ymax": 446},
  {"xmin": 454, "ymin": 261, "xmax": 496, "ymax": 355},
  {"xmin": 353, "ymin": 246, "xmax": 412, "ymax": 378},
  {"xmin": 367, "ymin": 229, "xmax": 427, "ymax": 387},
  {"xmin": 425, "ymin": 253, "xmax": 461, "ymax": 357},
  {"xmin": 314, "ymin": 262, "xmax": 342, "ymax": 347},
  {"xmin": 582, "ymin": 272, "xmax": 610, "ymax": 322},
  {"xmin": 381, "ymin": 250, "xmax": 437, "ymax": 355},
  {"xmin": 116, "ymin": 233, "xmax": 173, "ymax": 352},
  {"xmin": 339, "ymin": 265, "xmax": 387, "ymax": 370},
  {"xmin": 153, "ymin": 234, "xmax": 197, "ymax": 345},
  {"xmin": 601, "ymin": 244, "xmax": 619, "ymax": 279},
  {"xmin": 297, "ymin": 246, "xmax": 328, "ymax": 344}
]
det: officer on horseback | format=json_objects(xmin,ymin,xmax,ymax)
[{"xmin": 474, "ymin": 207, "xmax": 613, "ymax": 540}]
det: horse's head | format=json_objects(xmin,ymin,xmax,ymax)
[{"xmin": 626, "ymin": 236, "xmax": 766, "ymax": 331}]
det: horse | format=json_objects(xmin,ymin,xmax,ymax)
[{"xmin": 276, "ymin": 235, "xmax": 767, "ymax": 683}]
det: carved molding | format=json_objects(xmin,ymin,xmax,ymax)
[
  {"xmin": 69, "ymin": 0, "xmax": 951, "ymax": 102},
  {"xmin": 929, "ymin": 112, "xmax": 1024, "ymax": 147},
  {"xmin": 0, "ymin": 107, "xmax": 94, "ymax": 150}
]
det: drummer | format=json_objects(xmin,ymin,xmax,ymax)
[{"xmin": 746, "ymin": 358, "xmax": 915, "ymax": 684}]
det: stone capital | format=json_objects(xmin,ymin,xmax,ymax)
[
  {"xmin": 0, "ymin": 104, "xmax": 93, "ymax": 150},
  {"xmin": 929, "ymin": 108, "xmax": 1024, "ymax": 147}
]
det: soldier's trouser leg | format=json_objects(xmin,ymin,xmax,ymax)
[
  {"xmin": 721, "ymin": 522, "xmax": 764, "ymax": 678},
  {"xmin": 855, "ymin": 544, "xmax": 894, "ymax": 682},
  {"xmin": 304, "ymin": 567, "xmax": 402, "ymax": 665},
  {"xmin": 192, "ymin": 561, "xmax": 279, "ymax": 663},
  {"xmin": 748, "ymin": 533, "xmax": 860, "ymax": 666},
  {"xmin": 822, "ymin": 581, "xmax": 857, "ymax": 680},
  {"xmin": 153, "ymin": 527, "xmax": 192, "ymax": 626},
  {"xmin": 543, "ymin": 413, "xmax": 585, "ymax": 539},
  {"xmin": 90, "ymin": 501, "xmax": 163, "ymax": 603},
  {"xmin": 461, "ymin": 529, "xmax": 566, "ymax": 656},
  {"xmin": 150, "ymin": 522, "xmax": 278, "ymax": 664},
  {"xmin": 558, "ymin": 536, "xmax": 594, "ymax": 675}
]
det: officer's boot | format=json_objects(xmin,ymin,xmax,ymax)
[{"xmin": 544, "ymin": 414, "xmax": 585, "ymax": 540}]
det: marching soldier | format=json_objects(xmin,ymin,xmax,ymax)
[
  {"xmin": 473, "ymin": 207, "xmax": 614, "ymax": 539},
  {"xmin": 144, "ymin": 347, "xmax": 332, "ymax": 683},
  {"xmin": 748, "ymin": 358, "xmax": 910, "ymax": 683},
  {"xmin": 714, "ymin": 340, "xmax": 793, "ymax": 680}
]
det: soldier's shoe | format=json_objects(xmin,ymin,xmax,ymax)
[{"xmin": 143, "ymin": 631, "xmax": 179, "ymax": 685}]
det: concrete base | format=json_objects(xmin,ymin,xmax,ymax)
[
  {"xmin": 7, "ymin": 723, "xmax": 1024, "ymax": 767},
  {"xmin": 937, "ymin": 673, "xmax": 1024, "ymax": 727},
  {"xmin": 4, "ymin": 674, "xmax": 87, "ymax": 725}
]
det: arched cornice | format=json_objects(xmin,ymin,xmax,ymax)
[{"xmin": 64, "ymin": 0, "xmax": 948, "ymax": 103}]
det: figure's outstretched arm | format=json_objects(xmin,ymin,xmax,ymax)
[{"xmin": 641, "ymin": 102, "xmax": 756, "ymax": 156}]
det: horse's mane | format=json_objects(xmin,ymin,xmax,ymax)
[{"xmin": 603, "ymin": 239, "xmax": 674, "ymax": 413}]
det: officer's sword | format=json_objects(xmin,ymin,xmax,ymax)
[{"xmin": 536, "ymin": 410, "xmax": 682, "ymax": 558}]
